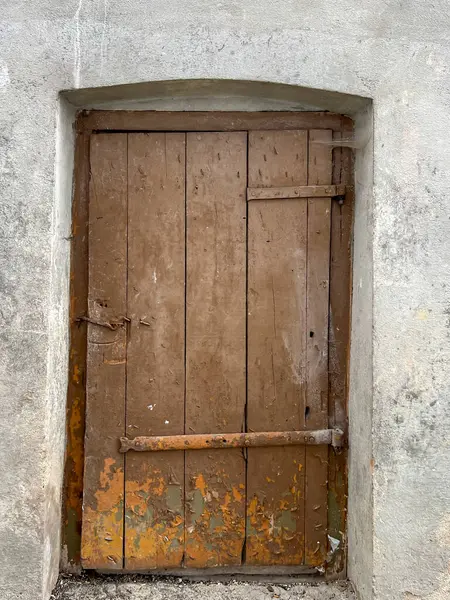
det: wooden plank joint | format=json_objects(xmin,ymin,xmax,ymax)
[
  {"xmin": 247, "ymin": 184, "xmax": 349, "ymax": 201},
  {"xmin": 119, "ymin": 429, "xmax": 344, "ymax": 453}
]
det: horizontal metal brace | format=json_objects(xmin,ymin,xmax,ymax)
[
  {"xmin": 119, "ymin": 429, "xmax": 344, "ymax": 453},
  {"xmin": 247, "ymin": 184, "xmax": 349, "ymax": 201}
]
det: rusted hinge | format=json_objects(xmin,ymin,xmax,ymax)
[
  {"xmin": 119, "ymin": 429, "xmax": 344, "ymax": 453},
  {"xmin": 247, "ymin": 184, "xmax": 351, "ymax": 201}
]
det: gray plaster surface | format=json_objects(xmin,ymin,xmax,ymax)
[
  {"xmin": 1, "ymin": 2, "xmax": 450, "ymax": 600},
  {"xmin": 52, "ymin": 577, "xmax": 355, "ymax": 600},
  {"xmin": 347, "ymin": 104, "xmax": 373, "ymax": 600}
]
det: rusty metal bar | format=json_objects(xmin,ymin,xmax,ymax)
[
  {"xmin": 247, "ymin": 184, "xmax": 348, "ymax": 201},
  {"xmin": 119, "ymin": 429, "xmax": 344, "ymax": 453}
]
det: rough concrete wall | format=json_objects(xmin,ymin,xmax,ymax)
[
  {"xmin": 0, "ymin": 2, "xmax": 449, "ymax": 600},
  {"xmin": 42, "ymin": 98, "xmax": 75, "ymax": 596},
  {"xmin": 0, "ymin": 71, "xmax": 73, "ymax": 600},
  {"xmin": 372, "ymin": 51, "xmax": 450, "ymax": 599},
  {"xmin": 0, "ymin": 57, "xmax": 72, "ymax": 600},
  {"xmin": 348, "ymin": 104, "xmax": 374, "ymax": 600}
]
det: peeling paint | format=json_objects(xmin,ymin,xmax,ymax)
[
  {"xmin": 185, "ymin": 465, "xmax": 245, "ymax": 567},
  {"xmin": 63, "ymin": 392, "xmax": 84, "ymax": 562},
  {"xmin": 246, "ymin": 462, "xmax": 304, "ymax": 565},
  {"xmin": 81, "ymin": 458, "xmax": 124, "ymax": 569},
  {"xmin": 247, "ymin": 494, "xmax": 304, "ymax": 564},
  {"xmin": 125, "ymin": 464, "xmax": 184, "ymax": 569}
]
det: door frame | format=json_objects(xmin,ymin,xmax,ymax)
[{"xmin": 62, "ymin": 111, "xmax": 353, "ymax": 578}]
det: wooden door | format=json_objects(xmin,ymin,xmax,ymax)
[{"xmin": 79, "ymin": 120, "xmax": 352, "ymax": 574}]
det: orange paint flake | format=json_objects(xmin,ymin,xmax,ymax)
[
  {"xmin": 81, "ymin": 458, "xmax": 124, "ymax": 569},
  {"xmin": 73, "ymin": 363, "xmax": 81, "ymax": 384},
  {"xmin": 194, "ymin": 472, "xmax": 207, "ymax": 497}
]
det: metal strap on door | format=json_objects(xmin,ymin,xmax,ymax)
[
  {"xmin": 120, "ymin": 428, "xmax": 344, "ymax": 453},
  {"xmin": 246, "ymin": 184, "xmax": 349, "ymax": 201}
]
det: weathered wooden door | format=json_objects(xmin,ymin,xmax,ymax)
[{"xmin": 79, "ymin": 118, "xmax": 351, "ymax": 574}]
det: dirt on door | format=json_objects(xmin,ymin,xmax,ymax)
[{"xmin": 64, "ymin": 112, "xmax": 352, "ymax": 576}]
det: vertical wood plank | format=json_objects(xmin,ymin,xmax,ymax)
[
  {"xmin": 247, "ymin": 130, "xmax": 308, "ymax": 565},
  {"xmin": 185, "ymin": 132, "xmax": 247, "ymax": 567},
  {"xmin": 125, "ymin": 133, "xmax": 186, "ymax": 569},
  {"xmin": 327, "ymin": 128, "xmax": 353, "ymax": 576},
  {"xmin": 304, "ymin": 129, "xmax": 333, "ymax": 567},
  {"xmin": 62, "ymin": 132, "xmax": 89, "ymax": 567},
  {"xmin": 81, "ymin": 133, "xmax": 128, "ymax": 569}
]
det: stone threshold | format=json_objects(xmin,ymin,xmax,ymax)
[{"xmin": 52, "ymin": 574, "xmax": 356, "ymax": 600}]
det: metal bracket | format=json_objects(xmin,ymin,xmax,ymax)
[
  {"xmin": 247, "ymin": 184, "xmax": 349, "ymax": 201},
  {"xmin": 331, "ymin": 428, "xmax": 345, "ymax": 448},
  {"xmin": 119, "ymin": 428, "xmax": 345, "ymax": 453}
]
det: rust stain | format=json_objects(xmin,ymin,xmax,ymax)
[
  {"xmin": 63, "ymin": 317, "xmax": 88, "ymax": 565},
  {"xmin": 73, "ymin": 363, "xmax": 81, "ymax": 384},
  {"xmin": 62, "ymin": 131, "xmax": 89, "ymax": 568},
  {"xmin": 62, "ymin": 391, "xmax": 85, "ymax": 563},
  {"xmin": 119, "ymin": 429, "xmax": 332, "ymax": 452},
  {"xmin": 81, "ymin": 457, "xmax": 124, "ymax": 569}
]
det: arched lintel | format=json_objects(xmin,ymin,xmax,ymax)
[{"xmin": 62, "ymin": 78, "xmax": 370, "ymax": 116}]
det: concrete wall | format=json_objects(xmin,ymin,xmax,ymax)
[
  {"xmin": 348, "ymin": 104, "xmax": 374, "ymax": 600},
  {"xmin": 0, "ymin": 2, "xmax": 449, "ymax": 600}
]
